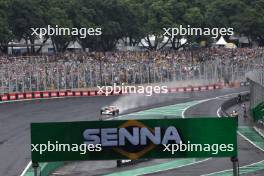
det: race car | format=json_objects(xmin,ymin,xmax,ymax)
[{"xmin": 100, "ymin": 106, "xmax": 119, "ymax": 116}]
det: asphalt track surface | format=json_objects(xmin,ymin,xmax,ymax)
[
  {"xmin": 147, "ymin": 94, "xmax": 264, "ymax": 175},
  {"xmin": 0, "ymin": 86, "xmax": 260, "ymax": 176}
]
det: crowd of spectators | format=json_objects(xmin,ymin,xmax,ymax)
[{"xmin": 0, "ymin": 47, "xmax": 264, "ymax": 93}]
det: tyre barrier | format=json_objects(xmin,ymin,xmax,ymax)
[{"xmin": 1, "ymin": 84, "xmax": 222, "ymax": 102}]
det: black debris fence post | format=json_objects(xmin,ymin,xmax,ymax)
[
  {"xmin": 230, "ymin": 109, "xmax": 239, "ymax": 176},
  {"xmin": 230, "ymin": 111, "xmax": 239, "ymax": 126},
  {"xmin": 32, "ymin": 162, "xmax": 39, "ymax": 176},
  {"xmin": 235, "ymin": 114, "xmax": 239, "ymax": 127},
  {"xmin": 231, "ymin": 156, "xmax": 239, "ymax": 176},
  {"xmin": 99, "ymin": 57, "xmax": 103, "ymax": 86}
]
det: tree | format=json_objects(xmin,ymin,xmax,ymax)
[
  {"xmin": 8, "ymin": 0, "xmax": 45, "ymax": 53},
  {"xmin": 42, "ymin": 0, "xmax": 74, "ymax": 52},
  {"xmin": 131, "ymin": 0, "xmax": 173, "ymax": 50},
  {"xmin": 0, "ymin": 0, "xmax": 12, "ymax": 53},
  {"xmin": 232, "ymin": 1, "xmax": 264, "ymax": 46},
  {"xmin": 1, "ymin": 0, "xmax": 264, "ymax": 54}
]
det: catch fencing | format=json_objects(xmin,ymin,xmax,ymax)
[
  {"xmin": 246, "ymin": 68, "xmax": 264, "ymax": 121},
  {"xmin": 0, "ymin": 56, "xmax": 256, "ymax": 94}
]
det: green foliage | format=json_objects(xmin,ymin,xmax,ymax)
[
  {"xmin": 0, "ymin": 0, "xmax": 12, "ymax": 53},
  {"xmin": 0, "ymin": 0, "xmax": 263, "ymax": 52}
]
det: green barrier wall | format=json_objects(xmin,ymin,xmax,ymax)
[{"xmin": 251, "ymin": 101, "xmax": 264, "ymax": 121}]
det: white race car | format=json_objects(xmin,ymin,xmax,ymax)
[{"xmin": 100, "ymin": 106, "xmax": 119, "ymax": 116}]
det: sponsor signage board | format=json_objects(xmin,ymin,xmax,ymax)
[{"xmin": 31, "ymin": 118, "xmax": 237, "ymax": 162}]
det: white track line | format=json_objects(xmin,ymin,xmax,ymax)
[
  {"xmin": 20, "ymin": 161, "xmax": 32, "ymax": 176},
  {"xmin": 237, "ymin": 131, "xmax": 264, "ymax": 152},
  {"xmin": 201, "ymin": 159, "xmax": 264, "ymax": 176},
  {"xmin": 254, "ymin": 126, "xmax": 264, "ymax": 139},
  {"xmin": 182, "ymin": 91, "xmax": 249, "ymax": 118},
  {"xmin": 216, "ymin": 107, "xmax": 222, "ymax": 117},
  {"xmin": 181, "ymin": 99, "xmax": 210, "ymax": 118}
]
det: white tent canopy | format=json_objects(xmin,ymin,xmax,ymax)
[
  {"xmin": 67, "ymin": 41, "xmax": 82, "ymax": 49},
  {"xmin": 138, "ymin": 35, "xmax": 186, "ymax": 47},
  {"xmin": 216, "ymin": 36, "xmax": 227, "ymax": 45},
  {"xmin": 139, "ymin": 35, "xmax": 170, "ymax": 47}
]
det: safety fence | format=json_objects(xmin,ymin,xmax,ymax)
[
  {"xmin": 247, "ymin": 70, "xmax": 264, "ymax": 121},
  {"xmin": 0, "ymin": 56, "xmax": 257, "ymax": 94},
  {"xmin": 0, "ymin": 84, "xmax": 221, "ymax": 102}
]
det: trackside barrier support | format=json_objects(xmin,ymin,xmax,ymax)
[
  {"xmin": 1, "ymin": 84, "xmax": 224, "ymax": 102},
  {"xmin": 32, "ymin": 162, "xmax": 39, "ymax": 176}
]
